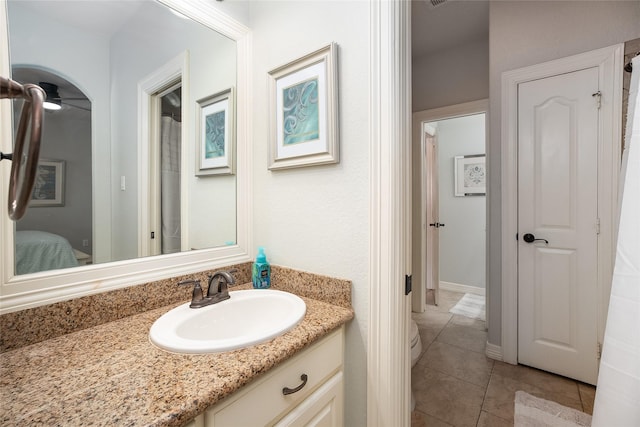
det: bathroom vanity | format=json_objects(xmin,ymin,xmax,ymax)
[{"xmin": 0, "ymin": 283, "xmax": 352, "ymax": 426}]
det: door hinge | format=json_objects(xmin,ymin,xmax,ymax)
[
  {"xmin": 592, "ymin": 91, "xmax": 602, "ymax": 109},
  {"xmin": 597, "ymin": 342, "xmax": 602, "ymax": 360},
  {"xmin": 405, "ymin": 274, "xmax": 412, "ymax": 296},
  {"xmin": 596, "ymin": 218, "xmax": 601, "ymax": 235}
]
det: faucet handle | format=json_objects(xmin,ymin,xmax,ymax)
[{"xmin": 178, "ymin": 279, "xmax": 205, "ymax": 308}]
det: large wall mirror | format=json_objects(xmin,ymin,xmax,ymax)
[{"xmin": 0, "ymin": 0, "xmax": 252, "ymax": 314}]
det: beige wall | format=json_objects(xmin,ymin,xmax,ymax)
[
  {"xmin": 487, "ymin": 0, "xmax": 640, "ymax": 346},
  {"xmin": 412, "ymin": 38, "xmax": 489, "ymax": 112}
]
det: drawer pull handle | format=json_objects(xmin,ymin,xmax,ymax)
[{"xmin": 282, "ymin": 374, "xmax": 308, "ymax": 395}]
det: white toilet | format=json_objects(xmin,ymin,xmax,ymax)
[
  {"xmin": 410, "ymin": 319, "xmax": 422, "ymax": 367},
  {"xmin": 410, "ymin": 319, "xmax": 422, "ymax": 411}
]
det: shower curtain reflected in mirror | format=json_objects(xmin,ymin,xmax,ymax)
[{"xmin": 160, "ymin": 116, "xmax": 181, "ymax": 254}]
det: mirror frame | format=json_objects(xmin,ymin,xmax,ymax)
[{"xmin": 0, "ymin": 0, "xmax": 253, "ymax": 314}]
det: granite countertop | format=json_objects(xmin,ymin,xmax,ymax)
[{"xmin": 0, "ymin": 287, "xmax": 353, "ymax": 426}]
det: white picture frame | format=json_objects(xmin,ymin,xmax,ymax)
[
  {"xmin": 30, "ymin": 159, "xmax": 65, "ymax": 207},
  {"xmin": 268, "ymin": 43, "xmax": 339, "ymax": 170},
  {"xmin": 454, "ymin": 154, "xmax": 486, "ymax": 196}
]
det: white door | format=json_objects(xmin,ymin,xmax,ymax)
[
  {"xmin": 425, "ymin": 133, "xmax": 441, "ymax": 306},
  {"xmin": 517, "ymin": 67, "xmax": 600, "ymax": 384}
]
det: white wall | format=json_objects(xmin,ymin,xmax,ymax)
[
  {"xmin": 412, "ymin": 38, "xmax": 489, "ymax": 112},
  {"xmin": 435, "ymin": 114, "xmax": 485, "ymax": 290},
  {"xmin": 487, "ymin": 0, "xmax": 640, "ymax": 346},
  {"xmin": 248, "ymin": 2, "xmax": 370, "ymax": 425},
  {"xmin": 186, "ymin": 39, "xmax": 237, "ymax": 250}
]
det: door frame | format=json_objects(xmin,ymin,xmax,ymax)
[
  {"xmin": 501, "ymin": 44, "xmax": 623, "ymax": 365},
  {"xmin": 412, "ymin": 99, "xmax": 489, "ymax": 313},
  {"xmin": 150, "ymin": 81, "xmax": 183, "ymax": 256},
  {"xmin": 137, "ymin": 52, "xmax": 188, "ymax": 258},
  {"xmin": 424, "ymin": 125, "xmax": 438, "ymax": 308},
  {"xmin": 367, "ymin": 0, "xmax": 412, "ymax": 425}
]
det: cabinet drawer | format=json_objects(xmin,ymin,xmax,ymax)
[
  {"xmin": 206, "ymin": 328, "xmax": 343, "ymax": 427},
  {"xmin": 274, "ymin": 372, "xmax": 343, "ymax": 427}
]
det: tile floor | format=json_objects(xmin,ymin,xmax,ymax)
[{"xmin": 411, "ymin": 290, "xmax": 596, "ymax": 427}]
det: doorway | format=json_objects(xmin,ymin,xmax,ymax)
[
  {"xmin": 426, "ymin": 114, "xmax": 486, "ymax": 307},
  {"xmin": 501, "ymin": 44, "xmax": 622, "ymax": 384},
  {"xmin": 137, "ymin": 52, "xmax": 187, "ymax": 259},
  {"xmin": 154, "ymin": 84, "xmax": 182, "ymax": 256},
  {"xmin": 412, "ymin": 100, "xmax": 489, "ymax": 315},
  {"xmin": 11, "ymin": 67, "xmax": 94, "ymax": 271}
]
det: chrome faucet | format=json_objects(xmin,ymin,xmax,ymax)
[{"xmin": 178, "ymin": 270, "xmax": 235, "ymax": 308}]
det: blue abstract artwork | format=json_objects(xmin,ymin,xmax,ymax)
[
  {"xmin": 282, "ymin": 78, "xmax": 319, "ymax": 145},
  {"xmin": 205, "ymin": 110, "xmax": 226, "ymax": 158}
]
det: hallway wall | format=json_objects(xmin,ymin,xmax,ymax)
[
  {"xmin": 435, "ymin": 114, "xmax": 486, "ymax": 291},
  {"xmin": 412, "ymin": 38, "xmax": 489, "ymax": 112}
]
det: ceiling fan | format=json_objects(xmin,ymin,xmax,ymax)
[{"xmin": 39, "ymin": 81, "xmax": 90, "ymax": 111}]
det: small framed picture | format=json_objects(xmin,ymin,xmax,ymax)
[
  {"xmin": 268, "ymin": 43, "xmax": 339, "ymax": 170},
  {"xmin": 30, "ymin": 159, "xmax": 65, "ymax": 207},
  {"xmin": 196, "ymin": 87, "xmax": 235, "ymax": 176},
  {"xmin": 454, "ymin": 154, "xmax": 486, "ymax": 196}
]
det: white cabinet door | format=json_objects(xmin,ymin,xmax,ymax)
[
  {"xmin": 517, "ymin": 66, "xmax": 600, "ymax": 384},
  {"xmin": 275, "ymin": 372, "xmax": 343, "ymax": 427}
]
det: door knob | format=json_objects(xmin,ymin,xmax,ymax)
[
  {"xmin": 523, "ymin": 233, "xmax": 548, "ymax": 244},
  {"xmin": 429, "ymin": 222, "xmax": 445, "ymax": 228}
]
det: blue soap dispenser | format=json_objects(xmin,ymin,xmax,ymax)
[{"xmin": 252, "ymin": 247, "xmax": 271, "ymax": 289}]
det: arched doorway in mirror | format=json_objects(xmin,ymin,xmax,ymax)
[{"xmin": 11, "ymin": 67, "xmax": 93, "ymax": 275}]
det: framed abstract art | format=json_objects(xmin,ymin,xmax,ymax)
[
  {"xmin": 30, "ymin": 159, "xmax": 65, "ymax": 206},
  {"xmin": 454, "ymin": 154, "xmax": 486, "ymax": 196},
  {"xmin": 196, "ymin": 87, "xmax": 235, "ymax": 176},
  {"xmin": 268, "ymin": 43, "xmax": 339, "ymax": 170}
]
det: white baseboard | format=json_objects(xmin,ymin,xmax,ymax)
[
  {"xmin": 485, "ymin": 342, "xmax": 503, "ymax": 361},
  {"xmin": 440, "ymin": 281, "xmax": 485, "ymax": 296}
]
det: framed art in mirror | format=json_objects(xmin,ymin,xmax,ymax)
[
  {"xmin": 30, "ymin": 159, "xmax": 65, "ymax": 207},
  {"xmin": 197, "ymin": 87, "xmax": 235, "ymax": 176},
  {"xmin": 268, "ymin": 43, "xmax": 339, "ymax": 170}
]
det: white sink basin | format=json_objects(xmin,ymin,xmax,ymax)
[{"xmin": 149, "ymin": 289, "xmax": 306, "ymax": 354}]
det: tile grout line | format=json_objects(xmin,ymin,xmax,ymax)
[
  {"xmin": 477, "ymin": 360, "xmax": 513, "ymax": 425},
  {"xmin": 476, "ymin": 350, "xmax": 495, "ymax": 426}
]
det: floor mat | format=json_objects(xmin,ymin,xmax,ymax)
[
  {"xmin": 449, "ymin": 293, "xmax": 485, "ymax": 321},
  {"xmin": 514, "ymin": 391, "xmax": 592, "ymax": 426}
]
